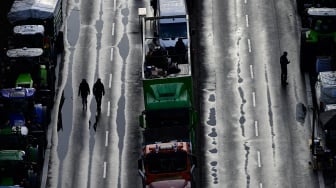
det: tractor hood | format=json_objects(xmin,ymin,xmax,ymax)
[{"xmin": 148, "ymin": 179, "xmax": 190, "ymax": 188}]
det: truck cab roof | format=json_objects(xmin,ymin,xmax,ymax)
[{"xmin": 7, "ymin": 0, "xmax": 61, "ymax": 23}]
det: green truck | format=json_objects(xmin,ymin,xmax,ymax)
[{"xmin": 138, "ymin": 2, "xmax": 197, "ymax": 186}]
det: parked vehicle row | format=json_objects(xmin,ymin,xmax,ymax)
[
  {"xmin": 137, "ymin": 0, "xmax": 197, "ymax": 187},
  {"xmin": 297, "ymin": 1, "xmax": 336, "ymax": 170},
  {"xmin": 0, "ymin": 0, "xmax": 63, "ymax": 186}
]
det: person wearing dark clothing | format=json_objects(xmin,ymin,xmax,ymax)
[
  {"xmin": 175, "ymin": 38, "xmax": 187, "ymax": 64},
  {"xmin": 150, "ymin": 0, "xmax": 157, "ymax": 16},
  {"xmin": 78, "ymin": 79, "xmax": 90, "ymax": 110},
  {"xmin": 93, "ymin": 78, "xmax": 105, "ymax": 111},
  {"xmin": 280, "ymin": 51, "xmax": 290, "ymax": 86}
]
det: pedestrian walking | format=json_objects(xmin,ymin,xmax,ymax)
[
  {"xmin": 93, "ymin": 78, "xmax": 105, "ymax": 111},
  {"xmin": 78, "ymin": 79, "xmax": 90, "ymax": 110},
  {"xmin": 174, "ymin": 38, "xmax": 186, "ymax": 64},
  {"xmin": 280, "ymin": 51, "xmax": 290, "ymax": 86},
  {"xmin": 150, "ymin": 0, "xmax": 157, "ymax": 16}
]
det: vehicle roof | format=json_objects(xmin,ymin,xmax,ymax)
[
  {"xmin": 7, "ymin": 0, "xmax": 61, "ymax": 23},
  {"xmin": 319, "ymin": 71, "xmax": 336, "ymax": 87},
  {"xmin": 0, "ymin": 88, "xmax": 36, "ymax": 99},
  {"xmin": 6, "ymin": 47, "xmax": 43, "ymax": 58},
  {"xmin": 0, "ymin": 150, "xmax": 24, "ymax": 161},
  {"xmin": 159, "ymin": 0, "xmax": 187, "ymax": 17},
  {"xmin": 13, "ymin": 25, "xmax": 45, "ymax": 35},
  {"xmin": 307, "ymin": 8, "xmax": 336, "ymax": 16},
  {"xmin": 145, "ymin": 82, "xmax": 192, "ymax": 110}
]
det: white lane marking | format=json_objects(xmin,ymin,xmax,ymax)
[
  {"xmin": 109, "ymin": 74, "xmax": 112, "ymax": 88},
  {"xmin": 255, "ymin": 121, "xmax": 259, "ymax": 137},
  {"xmin": 113, "ymin": 0, "xmax": 116, "ymax": 12},
  {"xmin": 112, "ymin": 23, "xmax": 115, "ymax": 36},
  {"xmin": 245, "ymin": 0, "xmax": 247, "ymax": 4},
  {"xmin": 260, "ymin": 183, "xmax": 263, "ymax": 188},
  {"xmin": 107, "ymin": 101, "xmax": 111, "ymax": 117},
  {"xmin": 245, "ymin": 15, "xmax": 249, "ymax": 28},
  {"xmin": 110, "ymin": 48, "xmax": 114, "ymax": 62},
  {"xmin": 105, "ymin": 131, "xmax": 109, "ymax": 147},
  {"xmin": 318, "ymin": 171, "xmax": 325, "ymax": 188},
  {"xmin": 103, "ymin": 162, "xmax": 107, "ymax": 178},
  {"xmin": 248, "ymin": 39, "xmax": 252, "ymax": 53},
  {"xmin": 257, "ymin": 151, "xmax": 261, "ymax": 167},
  {"xmin": 250, "ymin": 64, "xmax": 254, "ymax": 79},
  {"xmin": 252, "ymin": 92, "xmax": 256, "ymax": 107}
]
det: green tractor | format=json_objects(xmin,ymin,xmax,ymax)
[
  {"xmin": 5, "ymin": 47, "xmax": 53, "ymax": 107},
  {"xmin": 0, "ymin": 150, "xmax": 40, "ymax": 187},
  {"xmin": 300, "ymin": 8, "xmax": 336, "ymax": 72}
]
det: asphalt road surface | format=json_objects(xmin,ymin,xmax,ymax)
[{"xmin": 42, "ymin": 0, "xmax": 331, "ymax": 187}]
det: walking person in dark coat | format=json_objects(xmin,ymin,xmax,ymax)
[
  {"xmin": 280, "ymin": 51, "xmax": 290, "ymax": 86},
  {"xmin": 78, "ymin": 79, "xmax": 90, "ymax": 110},
  {"xmin": 175, "ymin": 38, "xmax": 187, "ymax": 64},
  {"xmin": 93, "ymin": 78, "xmax": 105, "ymax": 112}
]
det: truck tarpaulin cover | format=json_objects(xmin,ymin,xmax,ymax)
[
  {"xmin": 7, "ymin": 0, "xmax": 58, "ymax": 23},
  {"xmin": 319, "ymin": 109, "xmax": 336, "ymax": 130}
]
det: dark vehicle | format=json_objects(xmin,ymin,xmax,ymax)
[
  {"xmin": 0, "ymin": 150, "xmax": 40, "ymax": 187},
  {"xmin": 0, "ymin": 87, "xmax": 48, "ymax": 137},
  {"xmin": 138, "ymin": 142, "xmax": 196, "ymax": 188}
]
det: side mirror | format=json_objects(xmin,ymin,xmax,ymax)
[
  {"xmin": 139, "ymin": 115, "xmax": 144, "ymax": 128},
  {"xmin": 138, "ymin": 159, "xmax": 143, "ymax": 170},
  {"xmin": 138, "ymin": 159, "xmax": 146, "ymax": 181},
  {"xmin": 192, "ymin": 155, "xmax": 197, "ymax": 167}
]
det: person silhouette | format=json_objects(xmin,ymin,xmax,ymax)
[
  {"xmin": 78, "ymin": 79, "xmax": 90, "ymax": 110},
  {"xmin": 93, "ymin": 78, "xmax": 105, "ymax": 112},
  {"xmin": 280, "ymin": 51, "xmax": 290, "ymax": 86}
]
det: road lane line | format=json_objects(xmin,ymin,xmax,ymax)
[
  {"xmin": 103, "ymin": 162, "xmax": 107, "ymax": 178},
  {"xmin": 105, "ymin": 131, "xmax": 109, "ymax": 147},
  {"xmin": 113, "ymin": 0, "xmax": 116, "ymax": 12},
  {"xmin": 257, "ymin": 151, "xmax": 261, "ymax": 167},
  {"xmin": 110, "ymin": 48, "xmax": 114, "ymax": 62},
  {"xmin": 250, "ymin": 64, "xmax": 254, "ymax": 79},
  {"xmin": 255, "ymin": 121, "xmax": 258, "ymax": 137},
  {"xmin": 109, "ymin": 74, "xmax": 112, "ymax": 88},
  {"xmin": 259, "ymin": 183, "xmax": 263, "ymax": 188},
  {"xmin": 248, "ymin": 39, "xmax": 251, "ymax": 53},
  {"xmin": 245, "ymin": 15, "xmax": 249, "ymax": 28},
  {"xmin": 252, "ymin": 92, "xmax": 256, "ymax": 107},
  {"xmin": 107, "ymin": 101, "xmax": 111, "ymax": 117},
  {"xmin": 318, "ymin": 171, "xmax": 325, "ymax": 188},
  {"xmin": 112, "ymin": 23, "xmax": 115, "ymax": 36},
  {"xmin": 244, "ymin": 0, "xmax": 247, "ymax": 4}
]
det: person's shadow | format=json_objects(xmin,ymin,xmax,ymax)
[{"xmin": 92, "ymin": 110, "xmax": 100, "ymax": 131}]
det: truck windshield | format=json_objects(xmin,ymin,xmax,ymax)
[
  {"xmin": 12, "ymin": 34, "xmax": 44, "ymax": 49},
  {"xmin": 159, "ymin": 22, "xmax": 187, "ymax": 39},
  {"xmin": 5, "ymin": 98, "xmax": 33, "ymax": 114},
  {"xmin": 146, "ymin": 151, "xmax": 187, "ymax": 173},
  {"xmin": 309, "ymin": 16, "xmax": 336, "ymax": 33},
  {"xmin": 146, "ymin": 108, "xmax": 190, "ymax": 127},
  {"xmin": 0, "ymin": 135, "xmax": 27, "ymax": 150}
]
